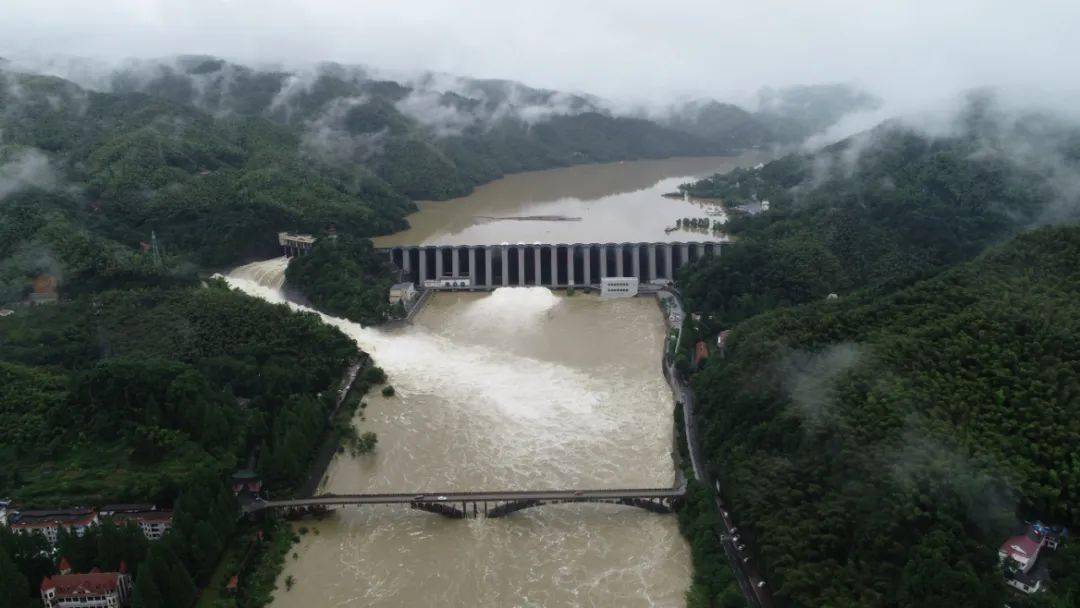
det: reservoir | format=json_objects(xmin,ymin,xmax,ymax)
[
  {"xmin": 372, "ymin": 154, "xmax": 763, "ymax": 246},
  {"xmin": 227, "ymin": 155, "xmax": 758, "ymax": 607}
]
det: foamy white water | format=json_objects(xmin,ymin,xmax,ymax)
[{"xmin": 223, "ymin": 258, "xmax": 690, "ymax": 607}]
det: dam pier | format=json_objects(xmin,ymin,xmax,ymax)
[{"xmin": 378, "ymin": 241, "xmax": 724, "ymax": 289}]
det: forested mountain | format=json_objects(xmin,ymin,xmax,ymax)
[
  {"xmin": 61, "ymin": 57, "xmax": 734, "ymax": 199},
  {"xmin": 11, "ymin": 56, "xmax": 876, "ymax": 200},
  {"xmin": 679, "ymin": 102, "xmax": 1080, "ymax": 325},
  {"xmin": 663, "ymin": 84, "xmax": 879, "ymax": 147},
  {"xmin": 0, "ymin": 58, "xmax": 873, "ymax": 306},
  {"xmin": 674, "ymin": 99, "xmax": 1080, "ymax": 606},
  {"xmin": 691, "ymin": 225, "xmax": 1080, "ymax": 607},
  {"xmin": 0, "ymin": 283, "xmax": 358, "ymax": 504}
]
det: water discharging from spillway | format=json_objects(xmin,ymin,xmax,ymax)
[{"xmin": 224, "ymin": 258, "xmax": 690, "ymax": 607}]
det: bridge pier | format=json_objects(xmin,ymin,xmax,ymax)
[
  {"xmin": 664, "ymin": 244, "xmax": 674, "ymax": 279},
  {"xmin": 615, "ymin": 244, "xmax": 624, "ymax": 276}
]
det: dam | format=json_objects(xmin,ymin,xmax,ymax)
[{"xmin": 380, "ymin": 241, "xmax": 724, "ymax": 289}]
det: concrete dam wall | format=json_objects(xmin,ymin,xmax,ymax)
[{"xmin": 379, "ymin": 241, "xmax": 724, "ymax": 289}]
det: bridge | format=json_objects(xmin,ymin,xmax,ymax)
[
  {"xmin": 378, "ymin": 241, "xmax": 725, "ymax": 289},
  {"xmin": 244, "ymin": 485, "xmax": 685, "ymax": 519}
]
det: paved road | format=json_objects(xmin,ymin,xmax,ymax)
[
  {"xmin": 662, "ymin": 288, "xmax": 772, "ymax": 607},
  {"xmin": 247, "ymin": 486, "xmax": 684, "ymax": 512}
]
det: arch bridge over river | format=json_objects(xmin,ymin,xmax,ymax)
[
  {"xmin": 378, "ymin": 241, "xmax": 724, "ymax": 288},
  {"xmin": 244, "ymin": 484, "xmax": 685, "ymax": 520}
]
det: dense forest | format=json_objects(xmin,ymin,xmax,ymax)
[
  {"xmin": 674, "ymin": 100, "xmax": 1080, "ymax": 606},
  {"xmin": 284, "ymin": 235, "xmax": 399, "ymax": 325},
  {"xmin": 0, "ymin": 282, "xmax": 358, "ymax": 503},
  {"xmin": 0, "ymin": 282, "xmax": 360, "ymax": 606},
  {"xmin": 679, "ymin": 104, "xmax": 1079, "ymax": 325}
]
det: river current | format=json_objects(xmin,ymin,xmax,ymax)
[{"xmin": 225, "ymin": 155, "xmax": 759, "ymax": 607}]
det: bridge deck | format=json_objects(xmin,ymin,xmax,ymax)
[{"xmin": 247, "ymin": 486, "xmax": 684, "ymax": 512}]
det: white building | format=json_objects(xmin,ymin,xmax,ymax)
[
  {"xmin": 277, "ymin": 232, "xmax": 317, "ymax": 256},
  {"xmin": 9, "ymin": 509, "xmax": 98, "ymax": 544},
  {"xmin": 423, "ymin": 278, "xmax": 472, "ymax": 290},
  {"xmin": 389, "ymin": 282, "xmax": 418, "ymax": 305},
  {"xmin": 601, "ymin": 276, "xmax": 639, "ymax": 299},
  {"xmin": 41, "ymin": 570, "xmax": 133, "ymax": 608},
  {"xmin": 107, "ymin": 511, "xmax": 173, "ymax": 541}
]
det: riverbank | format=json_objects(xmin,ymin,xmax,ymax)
[
  {"xmin": 660, "ymin": 288, "xmax": 770, "ymax": 607},
  {"xmin": 294, "ymin": 359, "xmax": 371, "ymax": 499}
]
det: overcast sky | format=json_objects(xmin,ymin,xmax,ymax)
[{"xmin": 2, "ymin": 0, "xmax": 1078, "ymax": 108}]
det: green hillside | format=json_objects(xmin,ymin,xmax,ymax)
[{"xmin": 674, "ymin": 99, "xmax": 1080, "ymax": 606}]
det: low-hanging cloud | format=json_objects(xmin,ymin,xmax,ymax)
[
  {"xmin": 779, "ymin": 342, "xmax": 865, "ymax": 430},
  {"xmin": 0, "ymin": 148, "xmax": 58, "ymax": 199},
  {"xmin": 2, "ymin": 0, "xmax": 1078, "ymax": 114}
]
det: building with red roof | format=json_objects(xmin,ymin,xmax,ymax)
[
  {"xmin": 40, "ymin": 568, "xmax": 132, "ymax": 608},
  {"xmin": 998, "ymin": 522, "xmax": 1068, "ymax": 594},
  {"xmin": 9, "ymin": 509, "xmax": 98, "ymax": 545},
  {"xmin": 1000, "ymin": 531, "xmax": 1043, "ymax": 574},
  {"xmin": 693, "ymin": 340, "xmax": 710, "ymax": 368},
  {"xmin": 104, "ymin": 507, "xmax": 173, "ymax": 541}
]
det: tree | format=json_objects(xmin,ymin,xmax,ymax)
[
  {"xmin": 130, "ymin": 566, "xmax": 164, "ymax": 608},
  {"xmin": 0, "ymin": 545, "xmax": 32, "ymax": 608},
  {"xmin": 357, "ymin": 432, "xmax": 378, "ymax": 454}
]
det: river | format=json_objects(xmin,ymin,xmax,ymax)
[{"xmin": 226, "ymin": 155, "xmax": 759, "ymax": 607}]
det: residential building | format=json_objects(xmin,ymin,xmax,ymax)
[
  {"xmin": 40, "ymin": 566, "xmax": 132, "ymax": 608},
  {"xmin": 601, "ymin": 276, "xmax": 639, "ymax": 298},
  {"xmin": 101, "ymin": 506, "xmax": 173, "ymax": 541},
  {"xmin": 30, "ymin": 275, "xmax": 59, "ymax": 304},
  {"xmin": 1000, "ymin": 530, "xmax": 1042, "ymax": 574},
  {"xmin": 231, "ymin": 470, "xmax": 263, "ymax": 499},
  {"xmin": 693, "ymin": 341, "xmax": 710, "ymax": 368},
  {"xmin": 999, "ymin": 522, "xmax": 1068, "ymax": 594},
  {"xmin": 9, "ymin": 509, "xmax": 98, "ymax": 544}
]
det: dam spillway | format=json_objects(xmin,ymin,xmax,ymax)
[{"xmin": 379, "ymin": 241, "xmax": 724, "ymax": 288}]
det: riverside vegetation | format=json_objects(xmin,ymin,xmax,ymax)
[{"xmin": 674, "ymin": 98, "xmax": 1080, "ymax": 607}]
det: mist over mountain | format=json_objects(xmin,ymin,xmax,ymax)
[{"xmin": 2, "ymin": 54, "xmax": 877, "ymax": 200}]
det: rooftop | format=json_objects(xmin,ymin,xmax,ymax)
[
  {"xmin": 10, "ymin": 508, "xmax": 96, "ymax": 528},
  {"xmin": 41, "ymin": 571, "xmax": 125, "ymax": 598},
  {"xmin": 110, "ymin": 510, "xmax": 173, "ymax": 523}
]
